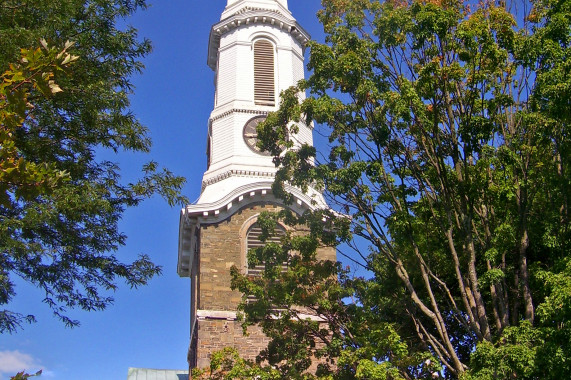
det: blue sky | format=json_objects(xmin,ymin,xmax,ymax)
[{"xmin": 0, "ymin": 1, "xmax": 325, "ymax": 379}]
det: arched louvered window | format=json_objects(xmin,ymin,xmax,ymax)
[
  {"xmin": 253, "ymin": 40, "xmax": 276, "ymax": 106},
  {"xmin": 246, "ymin": 222, "xmax": 286, "ymax": 278}
]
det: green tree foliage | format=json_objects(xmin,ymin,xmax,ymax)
[
  {"xmin": 231, "ymin": 0, "xmax": 571, "ymax": 378},
  {"xmin": 192, "ymin": 347, "xmax": 280, "ymax": 380},
  {"xmin": 1, "ymin": 42, "xmax": 76, "ymax": 207},
  {"xmin": 0, "ymin": 1, "xmax": 187, "ymax": 333},
  {"xmin": 10, "ymin": 370, "xmax": 42, "ymax": 380}
]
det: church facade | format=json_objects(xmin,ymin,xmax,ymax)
[{"xmin": 177, "ymin": 0, "xmax": 335, "ymax": 370}]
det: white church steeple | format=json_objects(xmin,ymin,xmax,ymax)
[
  {"xmin": 178, "ymin": 1, "xmax": 326, "ymax": 277},
  {"xmin": 197, "ymin": 0, "xmax": 314, "ymax": 205},
  {"xmin": 176, "ymin": 1, "xmax": 336, "ymax": 370}
]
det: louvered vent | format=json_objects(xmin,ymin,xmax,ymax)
[
  {"xmin": 246, "ymin": 223, "xmax": 287, "ymax": 278},
  {"xmin": 254, "ymin": 40, "xmax": 275, "ymax": 106}
]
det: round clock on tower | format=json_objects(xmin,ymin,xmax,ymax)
[{"xmin": 242, "ymin": 115, "xmax": 268, "ymax": 154}]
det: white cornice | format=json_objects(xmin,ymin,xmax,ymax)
[
  {"xmin": 209, "ymin": 108, "xmax": 268, "ymax": 126},
  {"xmin": 201, "ymin": 169, "xmax": 275, "ymax": 191},
  {"xmin": 208, "ymin": 9, "xmax": 311, "ymax": 70},
  {"xmin": 188, "ymin": 182, "xmax": 325, "ymax": 220}
]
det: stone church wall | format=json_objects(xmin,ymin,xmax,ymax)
[
  {"xmin": 198, "ymin": 202, "xmax": 281, "ymax": 311},
  {"xmin": 191, "ymin": 201, "xmax": 335, "ymax": 369},
  {"xmin": 195, "ymin": 318, "xmax": 269, "ymax": 368},
  {"xmin": 192, "ymin": 202, "xmax": 280, "ymax": 367}
]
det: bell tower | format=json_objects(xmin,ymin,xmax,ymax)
[{"xmin": 177, "ymin": 0, "xmax": 334, "ymax": 370}]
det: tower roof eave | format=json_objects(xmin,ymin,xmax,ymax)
[
  {"xmin": 177, "ymin": 182, "xmax": 328, "ymax": 277},
  {"xmin": 207, "ymin": 9, "xmax": 311, "ymax": 70}
]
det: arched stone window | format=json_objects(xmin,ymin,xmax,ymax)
[
  {"xmin": 253, "ymin": 39, "xmax": 276, "ymax": 106},
  {"xmin": 246, "ymin": 221, "xmax": 286, "ymax": 277}
]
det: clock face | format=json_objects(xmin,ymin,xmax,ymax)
[{"xmin": 243, "ymin": 115, "xmax": 270, "ymax": 155}]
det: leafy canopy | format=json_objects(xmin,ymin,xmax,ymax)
[
  {"xmin": 230, "ymin": 0, "xmax": 571, "ymax": 379},
  {"xmin": 0, "ymin": 0, "xmax": 188, "ymax": 333}
]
